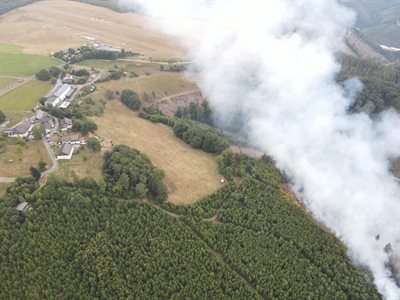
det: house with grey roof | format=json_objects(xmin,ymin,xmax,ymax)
[
  {"xmin": 16, "ymin": 202, "xmax": 30, "ymax": 212},
  {"xmin": 60, "ymin": 118, "xmax": 72, "ymax": 131},
  {"xmin": 59, "ymin": 135, "xmax": 79, "ymax": 144},
  {"xmin": 57, "ymin": 143, "xmax": 74, "ymax": 160},
  {"xmin": 4, "ymin": 120, "xmax": 33, "ymax": 138}
]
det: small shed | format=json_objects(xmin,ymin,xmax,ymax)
[{"xmin": 16, "ymin": 202, "xmax": 30, "ymax": 212}]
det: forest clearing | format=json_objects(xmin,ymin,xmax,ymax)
[{"xmin": 90, "ymin": 100, "xmax": 222, "ymax": 205}]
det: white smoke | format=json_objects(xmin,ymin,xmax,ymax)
[{"xmin": 131, "ymin": 1, "xmax": 400, "ymax": 298}]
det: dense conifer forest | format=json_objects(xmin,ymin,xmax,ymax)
[{"xmin": 0, "ymin": 145, "xmax": 382, "ymax": 299}]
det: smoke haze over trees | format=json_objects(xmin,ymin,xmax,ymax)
[{"xmin": 137, "ymin": 1, "xmax": 400, "ymax": 298}]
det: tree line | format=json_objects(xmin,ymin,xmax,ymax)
[{"xmin": 0, "ymin": 0, "xmax": 40, "ymax": 15}]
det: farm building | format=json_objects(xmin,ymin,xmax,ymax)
[
  {"xmin": 45, "ymin": 84, "xmax": 72, "ymax": 107},
  {"xmin": 60, "ymin": 118, "xmax": 73, "ymax": 131},
  {"xmin": 59, "ymin": 101, "xmax": 71, "ymax": 109},
  {"xmin": 65, "ymin": 86, "xmax": 76, "ymax": 99},
  {"xmin": 16, "ymin": 202, "xmax": 30, "ymax": 212},
  {"xmin": 57, "ymin": 143, "xmax": 74, "ymax": 160}
]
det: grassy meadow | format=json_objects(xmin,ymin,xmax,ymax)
[
  {"xmin": 55, "ymin": 147, "xmax": 104, "ymax": 183},
  {"xmin": 0, "ymin": 140, "xmax": 52, "ymax": 178},
  {"xmin": 0, "ymin": 80, "xmax": 52, "ymax": 111},
  {"xmin": 90, "ymin": 100, "xmax": 222, "ymax": 205},
  {"xmin": 0, "ymin": 77, "xmax": 18, "ymax": 90},
  {"xmin": 0, "ymin": 43, "xmax": 24, "ymax": 54},
  {"xmin": 0, "ymin": 53, "xmax": 60, "ymax": 77}
]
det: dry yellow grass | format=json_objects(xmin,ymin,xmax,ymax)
[
  {"xmin": 0, "ymin": 140, "xmax": 53, "ymax": 178},
  {"xmin": 90, "ymin": 100, "xmax": 222, "ymax": 205},
  {"xmin": 0, "ymin": 0, "xmax": 196, "ymax": 60},
  {"xmin": 55, "ymin": 147, "xmax": 104, "ymax": 183}
]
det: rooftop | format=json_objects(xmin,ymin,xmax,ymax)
[
  {"xmin": 54, "ymin": 84, "xmax": 71, "ymax": 97},
  {"xmin": 16, "ymin": 202, "xmax": 29, "ymax": 212},
  {"xmin": 58, "ymin": 143, "xmax": 74, "ymax": 156}
]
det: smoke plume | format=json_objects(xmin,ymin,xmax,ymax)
[{"xmin": 133, "ymin": 1, "xmax": 400, "ymax": 298}]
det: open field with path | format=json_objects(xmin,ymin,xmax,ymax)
[
  {"xmin": 0, "ymin": 80, "xmax": 52, "ymax": 111},
  {"xmin": 0, "ymin": 0, "xmax": 198, "ymax": 60},
  {"xmin": 90, "ymin": 100, "xmax": 222, "ymax": 205},
  {"xmin": 93, "ymin": 72, "xmax": 198, "ymax": 103},
  {"xmin": 0, "ymin": 140, "xmax": 52, "ymax": 178}
]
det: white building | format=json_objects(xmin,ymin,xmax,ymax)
[{"xmin": 45, "ymin": 84, "xmax": 71, "ymax": 107}]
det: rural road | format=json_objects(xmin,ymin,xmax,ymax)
[
  {"xmin": 41, "ymin": 136, "xmax": 58, "ymax": 176},
  {"xmin": 0, "ymin": 75, "xmax": 35, "ymax": 96}
]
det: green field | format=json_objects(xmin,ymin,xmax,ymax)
[
  {"xmin": 0, "ymin": 43, "xmax": 23, "ymax": 54},
  {"xmin": 0, "ymin": 53, "xmax": 61, "ymax": 77},
  {"xmin": 0, "ymin": 77, "xmax": 18, "ymax": 90},
  {"xmin": 0, "ymin": 80, "xmax": 52, "ymax": 111}
]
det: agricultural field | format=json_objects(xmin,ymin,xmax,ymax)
[
  {"xmin": 0, "ymin": 140, "xmax": 52, "ymax": 178},
  {"xmin": 0, "ymin": 0, "xmax": 199, "ymax": 60},
  {"xmin": 0, "ymin": 80, "xmax": 52, "ymax": 111},
  {"xmin": 0, "ymin": 53, "xmax": 60, "ymax": 77},
  {"xmin": 90, "ymin": 100, "xmax": 222, "ymax": 205}
]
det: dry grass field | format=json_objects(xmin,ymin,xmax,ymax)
[
  {"xmin": 0, "ymin": 140, "xmax": 53, "ymax": 178},
  {"xmin": 93, "ymin": 72, "xmax": 198, "ymax": 103},
  {"xmin": 90, "ymin": 100, "xmax": 222, "ymax": 205},
  {"xmin": 0, "ymin": 0, "xmax": 197, "ymax": 60},
  {"xmin": 55, "ymin": 147, "xmax": 104, "ymax": 183}
]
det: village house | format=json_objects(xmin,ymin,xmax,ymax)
[
  {"xmin": 62, "ymin": 73, "xmax": 74, "ymax": 83},
  {"xmin": 79, "ymin": 136, "xmax": 87, "ymax": 145},
  {"xmin": 57, "ymin": 143, "xmax": 74, "ymax": 160},
  {"xmin": 34, "ymin": 109, "xmax": 47, "ymax": 123},
  {"xmin": 60, "ymin": 117, "xmax": 73, "ymax": 131},
  {"xmin": 59, "ymin": 135, "xmax": 79, "ymax": 145},
  {"xmin": 3, "ymin": 119, "xmax": 33, "ymax": 138},
  {"xmin": 16, "ymin": 202, "xmax": 30, "ymax": 212}
]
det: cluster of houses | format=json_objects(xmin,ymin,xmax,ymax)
[
  {"xmin": 45, "ymin": 83, "xmax": 76, "ymax": 109},
  {"xmin": 57, "ymin": 132, "xmax": 95, "ymax": 160},
  {"xmin": 3, "ymin": 109, "xmax": 54, "ymax": 138}
]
